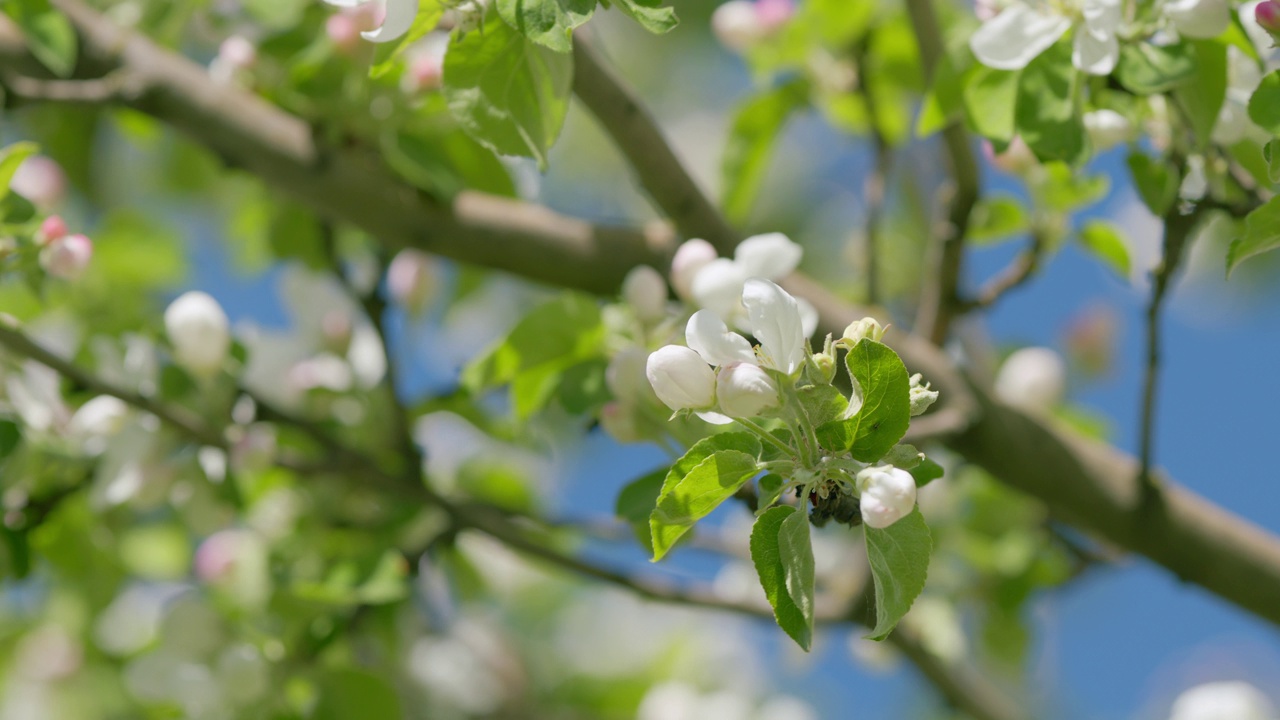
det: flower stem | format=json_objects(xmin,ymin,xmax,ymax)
[{"xmin": 734, "ymin": 417, "xmax": 796, "ymax": 460}]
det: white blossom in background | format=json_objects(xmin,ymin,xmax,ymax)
[
  {"xmin": 322, "ymin": 0, "xmax": 418, "ymax": 43},
  {"xmin": 208, "ymin": 35, "xmax": 257, "ymax": 85},
  {"xmin": 39, "ymin": 233, "xmax": 92, "ymax": 280},
  {"xmin": 69, "ymin": 395, "xmax": 130, "ymax": 453},
  {"xmin": 1213, "ymin": 45, "xmax": 1269, "ymax": 145},
  {"xmin": 711, "ymin": 0, "xmax": 794, "ymax": 52},
  {"xmin": 10, "ymin": 155, "xmax": 67, "ymax": 209},
  {"xmin": 670, "ymin": 238, "xmax": 718, "ymax": 300},
  {"xmin": 855, "ymin": 465, "xmax": 917, "ymax": 528},
  {"xmin": 716, "ymin": 362, "xmax": 779, "ymax": 418},
  {"xmin": 164, "ymin": 292, "xmax": 231, "ymax": 378},
  {"xmin": 1083, "ymin": 109, "xmax": 1133, "ymax": 150},
  {"xmin": 994, "ymin": 346, "xmax": 1066, "ymax": 412},
  {"xmin": 36, "ymin": 215, "xmax": 66, "ymax": 245},
  {"xmin": 675, "ymin": 232, "xmax": 803, "ymax": 325},
  {"xmin": 1164, "ymin": 0, "xmax": 1232, "ymax": 38},
  {"xmin": 970, "ymin": 0, "xmax": 1122, "ymax": 75},
  {"xmin": 401, "ymin": 33, "xmax": 448, "ymax": 94},
  {"xmin": 1169, "ymin": 681, "xmax": 1277, "ymax": 720},
  {"xmin": 623, "ymin": 265, "xmax": 670, "ymax": 324}
]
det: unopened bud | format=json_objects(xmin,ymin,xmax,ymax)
[
  {"xmin": 39, "ymin": 233, "xmax": 92, "ymax": 280},
  {"xmin": 623, "ymin": 265, "xmax": 669, "ymax": 324},
  {"xmin": 1257, "ymin": 0, "xmax": 1280, "ymax": 37},
  {"xmin": 908, "ymin": 373, "xmax": 939, "ymax": 416},
  {"xmin": 606, "ymin": 347, "xmax": 651, "ymax": 404},
  {"xmin": 856, "ymin": 466, "xmax": 917, "ymax": 529},
  {"xmin": 755, "ymin": 0, "xmax": 795, "ymax": 31},
  {"xmin": 840, "ymin": 317, "xmax": 885, "ymax": 347},
  {"xmin": 712, "ymin": 1, "xmax": 765, "ymax": 52},
  {"xmin": 326, "ymin": 13, "xmax": 362, "ymax": 54},
  {"xmin": 670, "ymin": 238, "xmax": 718, "ymax": 300},
  {"xmin": 165, "ymin": 291, "xmax": 231, "ymax": 378},
  {"xmin": 811, "ymin": 351, "xmax": 836, "ymax": 383},
  {"xmin": 11, "ymin": 156, "xmax": 67, "ymax": 209},
  {"xmin": 403, "ymin": 50, "xmax": 444, "ymax": 93},
  {"xmin": 646, "ymin": 345, "xmax": 716, "ymax": 412},
  {"xmin": 1083, "ymin": 109, "xmax": 1132, "ymax": 151},
  {"xmin": 38, "ymin": 215, "xmax": 67, "ymax": 245},
  {"xmin": 716, "ymin": 362, "xmax": 779, "ymax": 418}
]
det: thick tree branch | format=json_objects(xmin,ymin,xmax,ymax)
[{"xmin": 5, "ymin": 0, "xmax": 1280, "ymax": 649}]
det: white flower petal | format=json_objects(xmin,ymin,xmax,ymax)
[
  {"xmin": 1165, "ymin": 0, "xmax": 1231, "ymax": 37},
  {"xmin": 741, "ymin": 278, "xmax": 805, "ymax": 375},
  {"xmin": 795, "ymin": 297, "xmax": 819, "ymax": 338},
  {"xmin": 695, "ymin": 410, "xmax": 736, "ymax": 425},
  {"xmin": 691, "ymin": 258, "xmax": 749, "ymax": 319},
  {"xmin": 970, "ymin": 4, "xmax": 1071, "ymax": 71},
  {"xmin": 686, "ymin": 310, "xmax": 758, "ymax": 367},
  {"xmin": 1083, "ymin": 0, "xmax": 1122, "ymax": 34},
  {"xmin": 733, "ymin": 232, "xmax": 803, "ymax": 280},
  {"xmin": 1072, "ymin": 24, "xmax": 1119, "ymax": 75},
  {"xmin": 670, "ymin": 238, "xmax": 718, "ymax": 300},
  {"xmin": 363, "ymin": 0, "xmax": 419, "ymax": 42}
]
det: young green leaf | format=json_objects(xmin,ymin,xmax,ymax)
[
  {"xmin": 1127, "ymin": 153, "xmax": 1179, "ymax": 217},
  {"xmin": 650, "ymin": 450, "xmax": 761, "ymax": 560},
  {"xmin": 795, "ymin": 383, "xmax": 849, "ymax": 428},
  {"xmin": 609, "ymin": 0, "xmax": 678, "ymax": 34},
  {"xmin": 963, "ymin": 66, "xmax": 1019, "ymax": 144},
  {"xmin": 777, "ymin": 507, "xmax": 816, "ymax": 643},
  {"xmin": 1015, "ymin": 41, "xmax": 1084, "ymax": 164},
  {"xmin": 907, "ymin": 456, "xmax": 944, "ymax": 487},
  {"xmin": 1248, "ymin": 69, "xmax": 1280, "ymax": 135},
  {"xmin": 1077, "ymin": 221, "xmax": 1131, "ymax": 279},
  {"xmin": 0, "ymin": 142, "xmax": 39, "ymax": 202},
  {"xmin": 863, "ymin": 508, "xmax": 931, "ymax": 640},
  {"xmin": 1227, "ymin": 195, "xmax": 1280, "ymax": 276},
  {"xmin": 815, "ymin": 341, "xmax": 910, "ymax": 462},
  {"xmin": 756, "ymin": 473, "xmax": 786, "ymax": 514},
  {"xmin": 1265, "ymin": 140, "xmax": 1280, "ymax": 185},
  {"xmin": 721, "ymin": 79, "xmax": 810, "ymax": 224},
  {"xmin": 443, "ymin": 13, "xmax": 574, "ymax": 168},
  {"xmin": 657, "ymin": 432, "xmax": 762, "ymax": 499},
  {"xmin": 498, "ymin": 0, "xmax": 596, "ymax": 54},
  {"xmin": 1174, "ymin": 40, "xmax": 1227, "ymax": 148},
  {"xmin": 751, "ymin": 506, "xmax": 812, "ymax": 650},
  {"xmin": 2, "ymin": 0, "xmax": 77, "ymax": 77},
  {"xmin": 1116, "ymin": 41, "xmax": 1197, "ymax": 95},
  {"xmin": 462, "ymin": 294, "xmax": 603, "ymax": 392},
  {"xmin": 968, "ymin": 196, "xmax": 1030, "ymax": 245}
]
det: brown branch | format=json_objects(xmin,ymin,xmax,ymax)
[
  {"xmin": 4, "ymin": 0, "xmax": 1280, "ymax": 651},
  {"xmin": 960, "ymin": 229, "xmax": 1048, "ymax": 311}
]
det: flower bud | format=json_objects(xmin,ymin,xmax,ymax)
[
  {"xmin": 39, "ymin": 233, "xmax": 92, "ymax": 280},
  {"xmin": 165, "ymin": 291, "xmax": 231, "ymax": 378},
  {"xmin": 856, "ymin": 466, "xmax": 917, "ymax": 529},
  {"xmin": 755, "ymin": 0, "xmax": 795, "ymax": 31},
  {"xmin": 11, "ymin": 156, "xmax": 67, "ymax": 209},
  {"xmin": 403, "ymin": 47, "xmax": 445, "ymax": 94},
  {"xmin": 69, "ymin": 396, "xmax": 129, "ymax": 455},
  {"xmin": 606, "ymin": 347, "xmax": 652, "ymax": 404},
  {"xmin": 38, "ymin": 215, "xmax": 67, "ymax": 245},
  {"xmin": 811, "ymin": 351, "xmax": 836, "ymax": 383},
  {"xmin": 711, "ymin": 1, "xmax": 764, "ymax": 52},
  {"xmin": 209, "ymin": 35, "xmax": 258, "ymax": 85},
  {"xmin": 994, "ymin": 346, "xmax": 1065, "ymax": 413},
  {"xmin": 601, "ymin": 401, "xmax": 642, "ymax": 443},
  {"xmin": 623, "ymin": 265, "xmax": 669, "ymax": 324},
  {"xmin": 1170, "ymin": 681, "xmax": 1275, "ymax": 720},
  {"xmin": 1258, "ymin": 0, "xmax": 1280, "ymax": 37},
  {"xmin": 841, "ymin": 317, "xmax": 885, "ymax": 346},
  {"xmin": 908, "ymin": 373, "xmax": 939, "ymax": 416},
  {"xmin": 646, "ymin": 345, "xmax": 716, "ymax": 412},
  {"xmin": 1165, "ymin": 0, "xmax": 1231, "ymax": 39},
  {"xmin": 387, "ymin": 249, "xmax": 438, "ymax": 315},
  {"xmin": 716, "ymin": 362, "xmax": 779, "ymax": 418},
  {"xmin": 733, "ymin": 232, "xmax": 802, "ymax": 280},
  {"xmin": 326, "ymin": 13, "xmax": 363, "ymax": 54},
  {"xmin": 1083, "ymin": 109, "xmax": 1132, "ymax": 151},
  {"xmin": 670, "ymin": 238, "xmax": 718, "ymax": 300}
]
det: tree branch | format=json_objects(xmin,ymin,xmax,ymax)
[
  {"xmin": 960, "ymin": 229, "xmax": 1048, "ymax": 311},
  {"xmin": 5, "ymin": 0, "xmax": 1280, "ymax": 646}
]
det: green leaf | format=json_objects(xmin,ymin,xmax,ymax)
[
  {"xmin": 657, "ymin": 432, "xmax": 762, "ymax": 499},
  {"xmin": 1264, "ymin": 140, "xmax": 1280, "ymax": 185},
  {"xmin": 1016, "ymin": 41, "xmax": 1083, "ymax": 164},
  {"xmin": 863, "ymin": 508, "xmax": 931, "ymax": 640},
  {"xmin": 609, "ymin": 0, "xmax": 677, "ymax": 33},
  {"xmin": 968, "ymin": 195, "xmax": 1029, "ymax": 245},
  {"xmin": 1116, "ymin": 41, "xmax": 1197, "ymax": 94},
  {"xmin": 778, "ymin": 508, "xmax": 816, "ymax": 643},
  {"xmin": 1248, "ymin": 69, "xmax": 1280, "ymax": 135},
  {"xmin": 498, "ymin": 0, "xmax": 596, "ymax": 53},
  {"xmin": 795, "ymin": 383, "xmax": 848, "ymax": 428},
  {"xmin": 0, "ymin": 142, "xmax": 38, "ymax": 202},
  {"xmin": 963, "ymin": 66, "xmax": 1019, "ymax": 144},
  {"xmin": 1127, "ymin": 153, "xmax": 1179, "ymax": 216},
  {"xmin": 650, "ymin": 450, "xmax": 761, "ymax": 560},
  {"xmin": 815, "ymin": 341, "xmax": 910, "ymax": 462},
  {"xmin": 721, "ymin": 79, "xmax": 810, "ymax": 224},
  {"xmin": 370, "ymin": 2, "xmax": 448, "ymax": 78},
  {"xmin": 1039, "ymin": 162, "xmax": 1109, "ymax": 212},
  {"xmin": 751, "ymin": 506, "xmax": 811, "ymax": 650},
  {"xmin": 1175, "ymin": 40, "xmax": 1227, "ymax": 148},
  {"xmin": 916, "ymin": 53, "xmax": 965, "ymax": 138},
  {"xmin": 1, "ymin": 0, "xmax": 77, "ymax": 77},
  {"xmin": 756, "ymin": 473, "xmax": 786, "ymax": 514},
  {"xmin": 615, "ymin": 467, "xmax": 667, "ymax": 524},
  {"xmin": 1228, "ymin": 195, "xmax": 1280, "ymax": 275},
  {"xmin": 314, "ymin": 669, "xmax": 402, "ymax": 720},
  {"xmin": 1077, "ymin": 221, "xmax": 1131, "ymax": 278},
  {"xmin": 0, "ymin": 420, "xmax": 20, "ymax": 460},
  {"xmin": 463, "ymin": 294, "xmax": 603, "ymax": 391},
  {"xmin": 908, "ymin": 457, "xmax": 944, "ymax": 488},
  {"xmin": 443, "ymin": 13, "xmax": 574, "ymax": 168}
]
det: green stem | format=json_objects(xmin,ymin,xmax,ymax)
[{"xmin": 734, "ymin": 417, "xmax": 796, "ymax": 460}]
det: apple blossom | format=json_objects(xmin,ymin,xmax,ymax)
[
  {"xmin": 209, "ymin": 35, "xmax": 257, "ymax": 84},
  {"xmin": 691, "ymin": 257, "xmax": 750, "ymax": 320},
  {"xmin": 969, "ymin": 0, "xmax": 1122, "ymax": 76},
  {"xmin": 1168, "ymin": 681, "xmax": 1276, "ymax": 720},
  {"xmin": 69, "ymin": 395, "xmax": 130, "ymax": 440},
  {"xmin": 733, "ymin": 232, "xmax": 802, "ymax": 280},
  {"xmin": 1164, "ymin": 0, "xmax": 1231, "ymax": 39},
  {"xmin": 840, "ymin": 317, "xmax": 886, "ymax": 347},
  {"xmin": 606, "ymin": 347, "xmax": 651, "ymax": 404},
  {"xmin": 326, "ymin": 12, "xmax": 363, "ymax": 53},
  {"xmin": 908, "ymin": 374, "xmax": 939, "ymax": 416},
  {"xmin": 164, "ymin": 291, "xmax": 231, "ymax": 378},
  {"xmin": 403, "ymin": 39, "xmax": 446, "ymax": 94},
  {"xmin": 37, "ymin": 215, "xmax": 67, "ymax": 245},
  {"xmin": 856, "ymin": 466, "xmax": 917, "ymax": 529},
  {"xmin": 1258, "ymin": 0, "xmax": 1280, "ymax": 37},
  {"xmin": 1083, "ymin": 109, "xmax": 1133, "ymax": 150},
  {"xmin": 10, "ymin": 155, "xmax": 67, "ymax": 209},
  {"xmin": 387, "ymin": 249, "xmax": 438, "ymax": 315},
  {"xmin": 716, "ymin": 362, "xmax": 779, "ymax": 418},
  {"xmin": 322, "ymin": 0, "xmax": 417, "ymax": 42},
  {"xmin": 39, "ymin": 233, "xmax": 92, "ymax": 280},
  {"xmin": 994, "ymin": 346, "xmax": 1066, "ymax": 413},
  {"xmin": 623, "ymin": 265, "xmax": 669, "ymax": 323},
  {"xmin": 670, "ymin": 238, "xmax": 718, "ymax": 300},
  {"xmin": 1213, "ymin": 46, "xmax": 1267, "ymax": 145},
  {"xmin": 755, "ymin": 0, "xmax": 796, "ymax": 31},
  {"xmin": 646, "ymin": 345, "xmax": 717, "ymax": 412},
  {"xmin": 712, "ymin": 1, "xmax": 764, "ymax": 52},
  {"xmin": 686, "ymin": 310, "xmax": 757, "ymax": 367},
  {"xmin": 742, "ymin": 278, "xmax": 806, "ymax": 374}
]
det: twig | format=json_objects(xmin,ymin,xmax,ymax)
[
  {"xmin": 960, "ymin": 229, "xmax": 1048, "ymax": 311},
  {"xmin": 1, "ymin": 68, "xmax": 139, "ymax": 103}
]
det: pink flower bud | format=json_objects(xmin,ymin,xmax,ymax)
[
  {"xmin": 39, "ymin": 233, "xmax": 92, "ymax": 280},
  {"xmin": 349, "ymin": 2, "xmax": 386, "ymax": 32},
  {"xmin": 711, "ymin": 1, "xmax": 764, "ymax": 52},
  {"xmin": 327, "ymin": 13, "xmax": 362, "ymax": 54},
  {"xmin": 1257, "ymin": 0, "xmax": 1280, "ymax": 35},
  {"xmin": 38, "ymin": 215, "xmax": 68, "ymax": 245},
  {"xmin": 387, "ymin": 249, "xmax": 438, "ymax": 314},
  {"xmin": 219, "ymin": 35, "xmax": 257, "ymax": 70},
  {"xmin": 755, "ymin": 0, "xmax": 795, "ymax": 31},
  {"xmin": 404, "ymin": 51, "xmax": 444, "ymax": 93},
  {"xmin": 11, "ymin": 156, "xmax": 67, "ymax": 209}
]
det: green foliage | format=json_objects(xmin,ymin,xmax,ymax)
[
  {"xmin": 968, "ymin": 196, "xmax": 1030, "ymax": 245},
  {"xmin": 1248, "ymin": 69, "xmax": 1280, "ymax": 136},
  {"xmin": 1127, "ymin": 153, "xmax": 1179, "ymax": 216},
  {"xmin": 864, "ymin": 508, "xmax": 931, "ymax": 640},
  {"xmin": 370, "ymin": 2, "xmax": 448, "ymax": 78},
  {"xmin": 721, "ymin": 79, "xmax": 811, "ymax": 224},
  {"xmin": 1228, "ymin": 195, "xmax": 1280, "ymax": 276},
  {"xmin": 0, "ymin": 142, "xmax": 37, "ymax": 202},
  {"xmin": 964, "ymin": 67, "xmax": 1019, "ymax": 144},
  {"xmin": 650, "ymin": 433, "xmax": 763, "ymax": 560},
  {"xmin": 751, "ymin": 506, "xmax": 812, "ymax": 650},
  {"xmin": 498, "ymin": 0, "xmax": 596, "ymax": 53},
  {"xmin": 1, "ymin": 0, "xmax": 77, "ymax": 76},
  {"xmin": 1115, "ymin": 41, "xmax": 1197, "ymax": 94},
  {"xmin": 1174, "ymin": 40, "xmax": 1227, "ymax": 148},
  {"xmin": 815, "ymin": 340, "xmax": 911, "ymax": 462},
  {"xmin": 1077, "ymin": 221, "xmax": 1131, "ymax": 279},
  {"xmin": 607, "ymin": 0, "xmax": 678, "ymax": 34},
  {"xmin": 314, "ymin": 669, "xmax": 403, "ymax": 720},
  {"xmin": 1016, "ymin": 41, "xmax": 1083, "ymax": 164},
  {"xmin": 443, "ymin": 12, "xmax": 574, "ymax": 168}
]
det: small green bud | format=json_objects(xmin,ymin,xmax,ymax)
[
  {"xmin": 811, "ymin": 351, "xmax": 837, "ymax": 384},
  {"xmin": 840, "ymin": 317, "xmax": 886, "ymax": 347},
  {"xmin": 908, "ymin": 373, "xmax": 939, "ymax": 416}
]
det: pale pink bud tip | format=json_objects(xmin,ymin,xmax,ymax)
[
  {"xmin": 327, "ymin": 14, "xmax": 362, "ymax": 53},
  {"xmin": 1257, "ymin": 0, "xmax": 1280, "ymax": 34},
  {"xmin": 11, "ymin": 156, "xmax": 67, "ymax": 209},
  {"xmin": 38, "ymin": 215, "xmax": 68, "ymax": 245},
  {"xmin": 39, "ymin": 233, "xmax": 92, "ymax": 280},
  {"xmin": 219, "ymin": 36, "xmax": 257, "ymax": 69}
]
